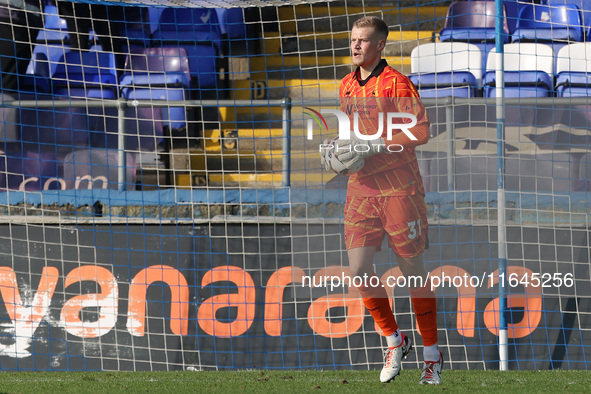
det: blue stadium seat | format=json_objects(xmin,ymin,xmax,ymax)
[
  {"xmin": 483, "ymin": 43, "xmax": 555, "ymax": 97},
  {"xmin": 62, "ymin": 149, "xmax": 137, "ymax": 190},
  {"xmin": 440, "ymin": 1, "xmax": 511, "ymax": 42},
  {"xmin": 36, "ymin": 4, "xmax": 69, "ymax": 42},
  {"xmin": 26, "ymin": 44, "xmax": 70, "ymax": 78},
  {"xmin": 153, "ymin": 8, "xmax": 222, "ymax": 49},
  {"xmin": 115, "ymin": 47, "xmax": 190, "ymax": 151},
  {"xmin": 218, "ymin": 8, "xmax": 257, "ymax": 40},
  {"xmin": 21, "ymin": 52, "xmax": 51, "ymax": 93},
  {"xmin": 120, "ymin": 6, "xmax": 162, "ymax": 51},
  {"xmin": 464, "ymin": 0, "xmax": 525, "ymax": 33},
  {"xmin": 215, "ymin": 8, "xmax": 246, "ymax": 39},
  {"xmin": 152, "ymin": 8, "xmax": 222, "ymax": 89},
  {"xmin": 502, "ymin": 0, "xmax": 522, "ymax": 34},
  {"xmin": 511, "ymin": 4, "xmax": 583, "ymax": 54},
  {"xmin": 409, "ymin": 42, "xmax": 482, "ymax": 98},
  {"xmin": 121, "ymin": 7, "xmax": 150, "ymax": 43},
  {"xmin": 545, "ymin": 0, "xmax": 591, "ymax": 40},
  {"xmin": 52, "ymin": 51, "xmax": 118, "ymax": 99},
  {"xmin": 28, "ymin": 4, "xmax": 71, "ymax": 77},
  {"xmin": 439, "ymin": 1, "xmax": 511, "ymax": 77},
  {"xmin": 51, "ymin": 51, "xmax": 119, "ymax": 152},
  {"xmin": 555, "ymin": 43, "xmax": 591, "ymax": 96}
]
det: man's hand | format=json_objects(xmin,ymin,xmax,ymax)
[{"xmin": 335, "ymin": 134, "xmax": 386, "ymax": 169}]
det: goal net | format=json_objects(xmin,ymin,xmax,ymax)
[{"xmin": 0, "ymin": 0, "xmax": 589, "ymax": 371}]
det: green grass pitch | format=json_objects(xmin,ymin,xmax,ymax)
[{"xmin": 0, "ymin": 370, "xmax": 588, "ymax": 393}]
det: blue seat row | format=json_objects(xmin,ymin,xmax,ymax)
[
  {"xmin": 439, "ymin": 0, "xmax": 591, "ymax": 76},
  {"xmin": 439, "ymin": 0, "xmax": 511, "ymax": 44},
  {"xmin": 409, "ymin": 42, "xmax": 483, "ymax": 98},
  {"xmin": 441, "ymin": 0, "xmax": 591, "ymax": 42},
  {"xmin": 554, "ymin": 42, "xmax": 591, "ymax": 97},
  {"xmin": 149, "ymin": 8, "xmax": 222, "ymax": 90},
  {"xmin": 512, "ymin": 2, "xmax": 585, "ymax": 56},
  {"xmin": 22, "ymin": 4, "xmax": 70, "ymax": 91},
  {"xmin": 17, "ymin": 48, "xmax": 193, "ymax": 154},
  {"xmin": 111, "ymin": 7, "xmax": 252, "ymax": 89},
  {"xmin": 482, "ymin": 43, "xmax": 555, "ymax": 98},
  {"xmin": 22, "ymin": 5, "xmax": 247, "ymax": 92},
  {"xmin": 410, "ymin": 42, "xmax": 591, "ymax": 98}
]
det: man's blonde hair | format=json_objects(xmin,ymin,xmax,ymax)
[{"xmin": 352, "ymin": 16, "xmax": 389, "ymax": 40}]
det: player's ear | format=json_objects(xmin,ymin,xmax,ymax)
[{"xmin": 377, "ymin": 39, "xmax": 386, "ymax": 52}]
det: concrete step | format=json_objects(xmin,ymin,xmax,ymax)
[
  {"xmin": 250, "ymin": 54, "xmax": 410, "ymax": 71},
  {"xmin": 181, "ymin": 172, "xmax": 283, "ymax": 188},
  {"xmin": 211, "ymin": 122, "xmax": 341, "ymax": 154},
  {"xmin": 174, "ymin": 161, "xmax": 337, "ymax": 188},
  {"xmin": 171, "ymin": 146, "xmax": 324, "ymax": 172},
  {"xmin": 229, "ymin": 79, "xmax": 340, "ymax": 101},
  {"xmin": 175, "ymin": 171, "xmax": 337, "ymax": 188},
  {"xmin": 248, "ymin": 55, "xmax": 411, "ymax": 82},
  {"xmin": 261, "ymin": 31, "xmax": 435, "ymax": 57},
  {"xmin": 140, "ymin": 147, "xmax": 336, "ymax": 189},
  {"xmin": 270, "ymin": 4, "xmax": 448, "ymax": 34},
  {"xmin": 202, "ymin": 121, "xmax": 333, "ymax": 152},
  {"xmin": 169, "ymin": 147, "xmax": 287, "ymax": 172},
  {"xmin": 203, "ymin": 128, "xmax": 285, "ymax": 151},
  {"xmin": 251, "ymin": 62, "xmax": 353, "ymax": 85}
]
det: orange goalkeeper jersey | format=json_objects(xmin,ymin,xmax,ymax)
[{"xmin": 339, "ymin": 59, "xmax": 429, "ymax": 197}]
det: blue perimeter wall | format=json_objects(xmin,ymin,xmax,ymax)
[{"xmin": 0, "ymin": 189, "xmax": 589, "ymax": 226}]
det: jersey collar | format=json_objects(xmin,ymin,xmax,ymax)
[{"xmin": 354, "ymin": 59, "xmax": 388, "ymax": 86}]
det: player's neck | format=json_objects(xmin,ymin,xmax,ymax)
[{"xmin": 359, "ymin": 57, "xmax": 383, "ymax": 80}]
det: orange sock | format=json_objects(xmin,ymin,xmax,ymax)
[
  {"xmin": 358, "ymin": 277, "xmax": 398, "ymax": 337},
  {"xmin": 409, "ymin": 279, "xmax": 438, "ymax": 346}
]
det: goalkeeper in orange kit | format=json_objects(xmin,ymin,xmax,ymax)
[{"xmin": 321, "ymin": 16, "xmax": 442, "ymax": 384}]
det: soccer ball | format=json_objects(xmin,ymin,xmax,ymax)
[{"xmin": 325, "ymin": 137, "xmax": 364, "ymax": 176}]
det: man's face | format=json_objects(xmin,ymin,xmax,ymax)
[{"xmin": 350, "ymin": 26, "xmax": 384, "ymax": 69}]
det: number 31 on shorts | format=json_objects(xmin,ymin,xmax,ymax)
[{"xmin": 407, "ymin": 218, "xmax": 422, "ymax": 240}]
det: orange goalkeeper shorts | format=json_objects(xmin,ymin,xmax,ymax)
[{"xmin": 344, "ymin": 194, "xmax": 428, "ymax": 257}]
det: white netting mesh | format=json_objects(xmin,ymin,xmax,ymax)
[{"xmin": 0, "ymin": 0, "xmax": 589, "ymax": 372}]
